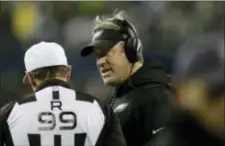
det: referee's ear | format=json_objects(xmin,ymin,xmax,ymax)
[
  {"xmin": 66, "ymin": 65, "xmax": 72, "ymax": 82},
  {"xmin": 27, "ymin": 72, "xmax": 37, "ymax": 90}
]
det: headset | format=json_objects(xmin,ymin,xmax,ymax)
[{"xmin": 112, "ymin": 19, "xmax": 142, "ymax": 63}]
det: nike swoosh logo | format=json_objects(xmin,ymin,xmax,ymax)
[{"xmin": 152, "ymin": 127, "xmax": 164, "ymax": 135}]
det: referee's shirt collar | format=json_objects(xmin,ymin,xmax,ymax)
[{"xmin": 35, "ymin": 79, "xmax": 71, "ymax": 92}]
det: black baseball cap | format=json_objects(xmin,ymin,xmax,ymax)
[
  {"xmin": 81, "ymin": 29, "xmax": 127, "ymax": 57},
  {"xmin": 173, "ymin": 33, "xmax": 224, "ymax": 88}
]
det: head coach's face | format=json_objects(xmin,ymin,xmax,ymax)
[
  {"xmin": 93, "ymin": 41, "xmax": 131, "ymax": 85},
  {"xmin": 80, "ymin": 12, "xmax": 143, "ymax": 86}
]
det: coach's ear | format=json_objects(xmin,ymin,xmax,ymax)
[
  {"xmin": 27, "ymin": 72, "xmax": 37, "ymax": 90},
  {"xmin": 66, "ymin": 65, "xmax": 72, "ymax": 82}
]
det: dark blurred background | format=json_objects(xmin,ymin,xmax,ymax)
[{"xmin": 0, "ymin": 1, "xmax": 223, "ymax": 107}]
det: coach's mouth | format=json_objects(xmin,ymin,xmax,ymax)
[{"xmin": 101, "ymin": 69, "xmax": 113, "ymax": 77}]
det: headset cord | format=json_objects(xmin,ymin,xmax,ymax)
[{"xmin": 108, "ymin": 93, "xmax": 117, "ymax": 108}]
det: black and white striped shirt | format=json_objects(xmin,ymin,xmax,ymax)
[{"xmin": 0, "ymin": 80, "xmax": 126, "ymax": 146}]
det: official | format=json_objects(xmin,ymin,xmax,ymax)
[
  {"xmin": 80, "ymin": 11, "xmax": 173, "ymax": 146},
  {"xmin": 147, "ymin": 34, "xmax": 224, "ymax": 146},
  {"xmin": 0, "ymin": 42, "xmax": 127, "ymax": 146}
]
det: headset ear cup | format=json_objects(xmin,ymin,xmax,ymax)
[
  {"xmin": 132, "ymin": 37, "xmax": 138, "ymax": 62},
  {"xmin": 112, "ymin": 19, "xmax": 139, "ymax": 63},
  {"xmin": 133, "ymin": 37, "xmax": 138, "ymax": 53},
  {"xmin": 125, "ymin": 38, "xmax": 132, "ymax": 62},
  {"xmin": 125, "ymin": 37, "xmax": 137, "ymax": 63},
  {"xmin": 127, "ymin": 28, "xmax": 138, "ymax": 63}
]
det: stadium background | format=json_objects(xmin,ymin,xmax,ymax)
[{"xmin": 0, "ymin": 1, "xmax": 223, "ymax": 107}]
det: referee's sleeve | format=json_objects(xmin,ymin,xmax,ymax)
[
  {"xmin": 96, "ymin": 100, "xmax": 127, "ymax": 146},
  {"xmin": 0, "ymin": 102, "xmax": 15, "ymax": 146}
]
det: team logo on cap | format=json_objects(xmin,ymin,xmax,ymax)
[{"xmin": 93, "ymin": 30, "xmax": 104, "ymax": 41}]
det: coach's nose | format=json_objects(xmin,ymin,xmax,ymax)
[{"xmin": 96, "ymin": 55, "xmax": 108, "ymax": 69}]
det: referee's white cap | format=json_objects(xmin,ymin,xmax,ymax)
[{"xmin": 23, "ymin": 41, "xmax": 68, "ymax": 83}]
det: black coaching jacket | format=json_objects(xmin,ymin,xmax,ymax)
[{"xmin": 110, "ymin": 60, "xmax": 173, "ymax": 146}]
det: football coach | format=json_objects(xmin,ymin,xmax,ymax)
[{"xmin": 80, "ymin": 11, "xmax": 173, "ymax": 146}]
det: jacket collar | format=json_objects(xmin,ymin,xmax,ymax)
[
  {"xmin": 35, "ymin": 79, "xmax": 71, "ymax": 92},
  {"xmin": 115, "ymin": 60, "xmax": 170, "ymax": 97}
]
